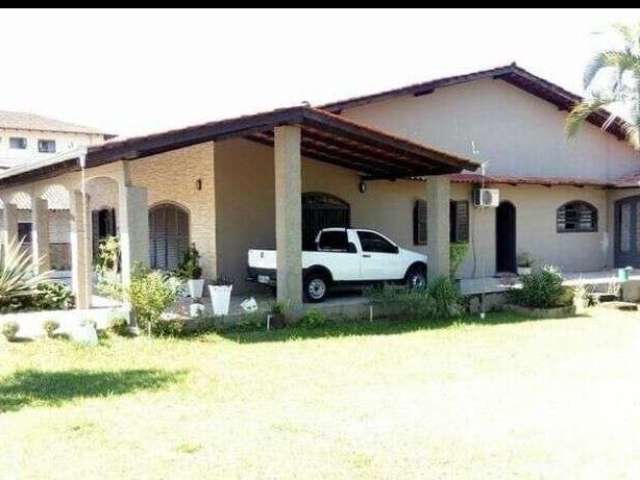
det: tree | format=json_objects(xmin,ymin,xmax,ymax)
[{"xmin": 566, "ymin": 22, "xmax": 640, "ymax": 149}]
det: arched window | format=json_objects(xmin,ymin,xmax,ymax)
[
  {"xmin": 557, "ymin": 201, "xmax": 598, "ymax": 233},
  {"xmin": 149, "ymin": 203, "xmax": 190, "ymax": 270}
]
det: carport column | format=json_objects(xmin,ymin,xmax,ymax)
[
  {"xmin": 274, "ymin": 125, "xmax": 303, "ymax": 310},
  {"xmin": 426, "ymin": 175, "xmax": 450, "ymax": 280},
  {"xmin": 119, "ymin": 185, "xmax": 150, "ymax": 285},
  {"xmin": 70, "ymin": 190, "xmax": 92, "ymax": 309},
  {"xmin": 31, "ymin": 197, "xmax": 51, "ymax": 273},
  {"xmin": 1, "ymin": 200, "xmax": 18, "ymax": 249}
]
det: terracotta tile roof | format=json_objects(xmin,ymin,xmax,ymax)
[
  {"xmin": 0, "ymin": 106, "xmax": 480, "ymax": 189},
  {"xmin": 613, "ymin": 171, "xmax": 640, "ymax": 188},
  {"xmin": 0, "ymin": 110, "xmax": 111, "ymax": 136},
  {"xmin": 450, "ymin": 173, "xmax": 615, "ymax": 188},
  {"xmin": 321, "ymin": 63, "xmax": 630, "ymax": 142}
]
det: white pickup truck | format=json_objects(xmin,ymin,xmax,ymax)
[{"xmin": 247, "ymin": 228, "xmax": 427, "ymax": 302}]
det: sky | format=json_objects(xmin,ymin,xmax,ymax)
[{"xmin": 1, "ymin": 8, "xmax": 639, "ymax": 138}]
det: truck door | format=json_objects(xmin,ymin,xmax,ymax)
[
  {"xmin": 316, "ymin": 230, "xmax": 361, "ymax": 282},
  {"xmin": 356, "ymin": 230, "xmax": 404, "ymax": 281}
]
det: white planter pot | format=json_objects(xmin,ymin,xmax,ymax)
[
  {"xmin": 209, "ymin": 285, "xmax": 233, "ymax": 316},
  {"xmin": 187, "ymin": 279, "xmax": 205, "ymax": 299},
  {"xmin": 517, "ymin": 267, "xmax": 532, "ymax": 276}
]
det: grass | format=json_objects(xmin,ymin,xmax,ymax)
[{"xmin": 1, "ymin": 309, "xmax": 639, "ymax": 479}]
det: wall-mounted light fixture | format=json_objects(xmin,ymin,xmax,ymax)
[
  {"xmin": 196, "ymin": 179, "xmax": 202, "ymax": 191},
  {"xmin": 359, "ymin": 180, "xmax": 367, "ymax": 194}
]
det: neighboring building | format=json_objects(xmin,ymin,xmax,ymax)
[
  {"xmin": 0, "ymin": 110, "xmax": 113, "ymax": 170},
  {"xmin": 0, "ymin": 111, "xmax": 113, "ymax": 269},
  {"xmin": 1, "ymin": 63, "xmax": 640, "ymax": 310}
]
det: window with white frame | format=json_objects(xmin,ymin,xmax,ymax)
[
  {"xmin": 9, "ymin": 137, "xmax": 27, "ymax": 149},
  {"xmin": 38, "ymin": 139, "xmax": 56, "ymax": 153}
]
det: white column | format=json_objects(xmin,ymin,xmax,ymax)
[
  {"xmin": 274, "ymin": 125, "xmax": 303, "ymax": 309},
  {"xmin": 1, "ymin": 201, "xmax": 18, "ymax": 248},
  {"xmin": 31, "ymin": 197, "xmax": 51, "ymax": 273},
  {"xmin": 426, "ymin": 175, "xmax": 451, "ymax": 280},
  {"xmin": 118, "ymin": 184, "xmax": 150, "ymax": 285},
  {"xmin": 70, "ymin": 190, "xmax": 92, "ymax": 309}
]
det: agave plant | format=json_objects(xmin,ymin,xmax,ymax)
[
  {"xmin": 566, "ymin": 22, "xmax": 640, "ymax": 149},
  {"xmin": 0, "ymin": 238, "xmax": 49, "ymax": 303}
]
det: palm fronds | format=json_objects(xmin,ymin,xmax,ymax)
[
  {"xmin": 0, "ymin": 238, "xmax": 49, "ymax": 302},
  {"xmin": 567, "ymin": 22, "xmax": 640, "ymax": 149}
]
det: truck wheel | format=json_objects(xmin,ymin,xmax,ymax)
[
  {"xmin": 406, "ymin": 266, "xmax": 426, "ymax": 290},
  {"xmin": 304, "ymin": 272, "xmax": 329, "ymax": 303}
]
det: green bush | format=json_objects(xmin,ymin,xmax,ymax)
[
  {"xmin": 108, "ymin": 316, "xmax": 130, "ymax": 337},
  {"xmin": 1, "ymin": 320, "xmax": 19, "ymax": 341},
  {"xmin": 33, "ymin": 282, "xmax": 75, "ymax": 311},
  {"xmin": 368, "ymin": 276, "xmax": 464, "ymax": 322},
  {"xmin": 299, "ymin": 309, "xmax": 328, "ymax": 328},
  {"xmin": 450, "ymin": 242, "xmax": 469, "ymax": 278},
  {"xmin": 42, "ymin": 319, "xmax": 60, "ymax": 338},
  {"xmin": 176, "ymin": 243, "xmax": 203, "ymax": 280},
  {"xmin": 153, "ymin": 318, "xmax": 185, "ymax": 337},
  {"xmin": 124, "ymin": 263, "xmax": 182, "ymax": 336},
  {"xmin": 508, "ymin": 267, "xmax": 572, "ymax": 308},
  {"xmin": 95, "ymin": 236, "xmax": 120, "ymax": 278},
  {"xmin": 428, "ymin": 276, "xmax": 464, "ymax": 318},
  {"xmin": 368, "ymin": 285, "xmax": 437, "ymax": 321}
]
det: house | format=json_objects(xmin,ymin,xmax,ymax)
[
  {"xmin": 0, "ymin": 111, "xmax": 113, "ymax": 270},
  {"xmin": 0, "ymin": 110, "xmax": 112, "ymax": 170},
  {"xmin": 0, "ymin": 63, "xmax": 639, "ymax": 311}
]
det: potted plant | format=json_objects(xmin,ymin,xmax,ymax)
[
  {"xmin": 208, "ymin": 276, "xmax": 233, "ymax": 316},
  {"xmin": 178, "ymin": 243, "xmax": 204, "ymax": 299},
  {"xmin": 517, "ymin": 252, "xmax": 534, "ymax": 276}
]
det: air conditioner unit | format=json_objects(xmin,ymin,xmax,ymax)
[{"xmin": 473, "ymin": 188, "xmax": 500, "ymax": 207}]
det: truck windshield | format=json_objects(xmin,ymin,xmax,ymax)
[{"xmin": 318, "ymin": 231, "xmax": 348, "ymax": 252}]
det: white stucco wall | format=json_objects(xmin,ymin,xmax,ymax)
[
  {"xmin": 0, "ymin": 128, "xmax": 105, "ymax": 169},
  {"xmin": 339, "ymin": 79, "xmax": 640, "ymax": 181}
]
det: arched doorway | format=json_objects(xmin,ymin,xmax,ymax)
[
  {"xmin": 496, "ymin": 201, "xmax": 516, "ymax": 273},
  {"xmin": 302, "ymin": 193, "xmax": 350, "ymax": 250},
  {"xmin": 149, "ymin": 203, "xmax": 190, "ymax": 270}
]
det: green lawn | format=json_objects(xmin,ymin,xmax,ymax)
[{"xmin": 1, "ymin": 310, "xmax": 639, "ymax": 479}]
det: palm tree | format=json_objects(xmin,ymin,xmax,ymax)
[{"xmin": 566, "ymin": 22, "xmax": 640, "ymax": 149}]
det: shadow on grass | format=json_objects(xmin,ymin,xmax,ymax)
[
  {"xmin": 0, "ymin": 368, "xmax": 186, "ymax": 413},
  {"xmin": 218, "ymin": 311, "xmax": 586, "ymax": 344}
]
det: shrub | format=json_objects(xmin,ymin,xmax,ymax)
[
  {"xmin": 124, "ymin": 263, "xmax": 181, "ymax": 336},
  {"xmin": 33, "ymin": 281, "xmax": 75, "ymax": 311},
  {"xmin": 1, "ymin": 320, "xmax": 19, "ymax": 341},
  {"xmin": 95, "ymin": 236, "xmax": 120, "ymax": 277},
  {"xmin": 450, "ymin": 242, "xmax": 469, "ymax": 278},
  {"xmin": 428, "ymin": 276, "xmax": 464, "ymax": 318},
  {"xmin": 154, "ymin": 318, "xmax": 185, "ymax": 337},
  {"xmin": 42, "ymin": 319, "xmax": 60, "ymax": 338},
  {"xmin": 108, "ymin": 316, "xmax": 130, "ymax": 337},
  {"xmin": 368, "ymin": 285, "xmax": 437, "ymax": 321},
  {"xmin": 508, "ymin": 266, "xmax": 572, "ymax": 308},
  {"xmin": 299, "ymin": 309, "xmax": 328, "ymax": 328},
  {"xmin": 176, "ymin": 243, "xmax": 202, "ymax": 280}
]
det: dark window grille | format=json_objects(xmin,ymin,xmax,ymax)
[{"xmin": 557, "ymin": 201, "xmax": 598, "ymax": 233}]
